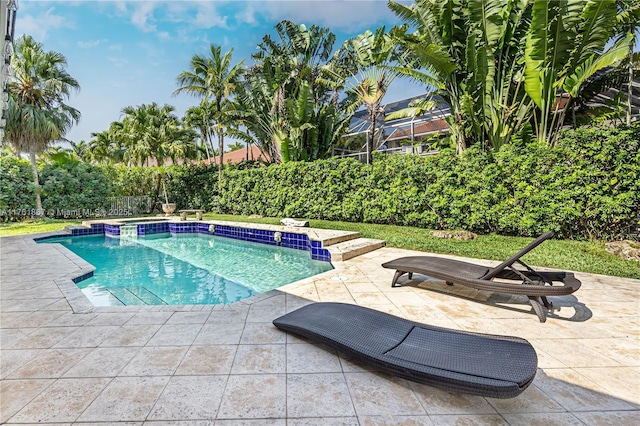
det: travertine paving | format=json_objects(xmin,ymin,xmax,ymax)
[{"xmin": 1, "ymin": 232, "xmax": 639, "ymax": 425}]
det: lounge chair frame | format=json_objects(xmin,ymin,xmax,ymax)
[{"xmin": 382, "ymin": 232, "xmax": 581, "ymax": 322}]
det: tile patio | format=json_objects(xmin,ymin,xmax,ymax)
[{"xmin": 1, "ymin": 232, "xmax": 639, "ymax": 425}]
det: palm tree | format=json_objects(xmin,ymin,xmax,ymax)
[
  {"xmin": 242, "ymin": 20, "xmax": 349, "ymax": 163},
  {"xmin": 69, "ymin": 140, "xmax": 92, "ymax": 162},
  {"xmin": 119, "ymin": 102, "xmax": 197, "ymax": 166},
  {"xmin": 253, "ymin": 20, "xmax": 337, "ymax": 104},
  {"xmin": 174, "ymin": 44, "xmax": 245, "ymax": 181},
  {"xmin": 326, "ymin": 28, "xmax": 399, "ymax": 163},
  {"xmin": 89, "ymin": 129, "xmax": 118, "ymax": 164},
  {"xmin": 4, "ymin": 35, "xmax": 80, "ymax": 212},
  {"xmin": 184, "ymin": 102, "xmax": 215, "ymax": 161},
  {"xmin": 226, "ymin": 142, "xmax": 244, "ymax": 152}
]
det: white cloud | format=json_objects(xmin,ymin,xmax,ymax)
[
  {"xmin": 131, "ymin": 1, "xmax": 158, "ymax": 33},
  {"xmin": 15, "ymin": 7, "xmax": 68, "ymax": 41},
  {"xmin": 77, "ymin": 39, "xmax": 107, "ymax": 49},
  {"xmin": 107, "ymin": 56, "xmax": 129, "ymax": 67},
  {"xmin": 191, "ymin": 2, "xmax": 228, "ymax": 29},
  {"xmin": 235, "ymin": 4, "xmax": 258, "ymax": 26}
]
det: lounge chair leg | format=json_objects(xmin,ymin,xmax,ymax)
[
  {"xmin": 528, "ymin": 296, "xmax": 547, "ymax": 322},
  {"xmin": 391, "ymin": 271, "xmax": 407, "ymax": 287},
  {"xmin": 541, "ymin": 296, "xmax": 552, "ymax": 309},
  {"xmin": 408, "ymin": 272, "xmax": 413, "ymax": 280}
]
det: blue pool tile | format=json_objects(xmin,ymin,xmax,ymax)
[
  {"xmin": 311, "ymin": 248, "xmax": 331, "ymax": 262},
  {"xmin": 76, "ymin": 221, "xmax": 331, "ymax": 263},
  {"xmin": 105, "ymin": 224, "xmax": 120, "ymax": 237},
  {"xmin": 72, "ymin": 271, "xmax": 94, "ymax": 283}
]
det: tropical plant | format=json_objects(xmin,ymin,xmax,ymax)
[
  {"xmin": 3, "ymin": 35, "xmax": 80, "ymax": 212},
  {"xmin": 241, "ymin": 20, "xmax": 350, "ymax": 163},
  {"xmin": 226, "ymin": 142, "xmax": 244, "ymax": 152},
  {"xmin": 325, "ymin": 27, "xmax": 400, "ymax": 163},
  {"xmin": 281, "ymin": 81, "xmax": 350, "ymax": 162},
  {"xmin": 118, "ymin": 102, "xmax": 198, "ymax": 166},
  {"xmin": 615, "ymin": 0, "xmax": 640, "ymax": 125},
  {"xmin": 388, "ymin": 0, "xmax": 535, "ymax": 152},
  {"xmin": 174, "ymin": 44, "xmax": 245, "ymax": 181},
  {"xmin": 88, "ymin": 127, "xmax": 121, "ymax": 164},
  {"xmin": 524, "ymin": 0, "xmax": 632, "ymax": 145},
  {"xmin": 69, "ymin": 140, "xmax": 93, "ymax": 162},
  {"xmin": 183, "ymin": 102, "xmax": 216, "ymax": 161},
  {"xmin": 43, "ymin": 146, "xmax": 81, "ymax": 170},
  {"xmin": 252, "ymin": 20, "xmax": 337, "ymax": 104},
  {"xmin": 389, "ymin": 0, "xmax": 631, "ymax": 150}
]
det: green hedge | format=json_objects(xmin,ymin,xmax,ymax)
[
  {"xmin": 40, "ymin": 162, "xmax": 114, "ymax": 217},
  {"xmin": 0, "ymin": 156, "xmax": 35, "ymax": 220},
  {"xmin": 216, "ymin": 125, "xmax": 639, "ymax": 240},
  {"xmin": 1, "ymin": 125, "xmax": 637, "ymax": 239}
]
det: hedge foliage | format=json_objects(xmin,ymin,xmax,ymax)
[
  {"xmin": 217, "ymin": 125, "xmax": 639, "ymax": 240},
  {"xmin": 1, "ymin": 125, "xmax": 637, "ymax": 239}
]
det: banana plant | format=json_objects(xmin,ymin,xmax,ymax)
[
  {"xmin": 389, "ymin": 0, "xmax": 534, "ymax": 152},
  {"xmin": 524, "ymin": 0, "xmax": 626, "ymax": 145},
  {"xmin": 615, "ymin": 0, "xmax": 640, "ymax": 125}
]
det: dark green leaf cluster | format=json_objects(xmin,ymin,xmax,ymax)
[
  {"xmin": 0, "ymin": 156, "xmax": 35, "ymax": 220},
  {"xmin": 2, "ymin": 125, "xmax": 637, "ymax": 240},
  {"xmin": 216, "ymin": 125, "xmax": 639, "ymax": 240},
  {"xmin": 39, "ymin": 163, "xmax": 114, "ymax": 217}
]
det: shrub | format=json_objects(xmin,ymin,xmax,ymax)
[
  {"xmin": 165, "ymin": 163, "xmax": 219, "ymax": 210},
  {"xmin": 1, "ymin": 124, "xmax": 636, "ymax": 239},
  {"xmin": 40, "ymin": 162, "xmax": 114, "ymax": 218},
  {"xmin": 213, "ymin": 125, "xmax": 638, "ymax": 240},
  {"xmin": 0, "ymin": 155, "xmax": 35, "ymax": 220}
]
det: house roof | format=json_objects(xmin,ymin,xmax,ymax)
[{"xmin": 203, "ymin": 145, "xmax": 270, "ymax": 166}]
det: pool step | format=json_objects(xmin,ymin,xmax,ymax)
[
  {"xmin": 326, "ymin": 238, "xmax": 386, "ymax": 261},
  {"xmin": 107, "ymin": 286, "xmax": 168, "ymax": 306}
]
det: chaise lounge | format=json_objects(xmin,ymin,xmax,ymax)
[
  {"xmin": 273, "ymin": 302, "xmax": 538, "ymax": 398},
  {"xmin": 381, "ymin": 232, "xmax": 582, "ymax": 322}
]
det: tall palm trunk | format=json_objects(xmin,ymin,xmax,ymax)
[
  {"xmin": 628, "ymin": 32, "xmax": 634, "ymax": 126},
  {"xmin": 367, "ymin": 105, "xmax": 377, "ymax": 164},
  {"xmin": 28, "ymin": 150, "xmax": 43, "ymax": 213},
  {"xmin": 217, "ymin": 131, "xmax": 224, "ymax": 183},
  {"xmin": 216, "ymin": 98, "xmax": 224, "ymax": 186},
  {"xmin": 201, "ymin": 130, "xmax": 211, "ymax": 160}
]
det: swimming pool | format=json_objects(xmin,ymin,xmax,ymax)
[{"xmin": 39, "ymin": 233, "xmax": 333, "ymax": 306}]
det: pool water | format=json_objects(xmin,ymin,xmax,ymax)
[{"xmin": 41, "ymin": 233, "xmax": 333, "ymax": 306}]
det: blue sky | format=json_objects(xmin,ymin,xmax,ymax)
[{"xmin": 17, "ymin": 0, "xmax": 422, "ymax": 147}]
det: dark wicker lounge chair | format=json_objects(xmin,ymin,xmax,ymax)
[
  {"xmin": 381, "ymin": 231, "xmax": 582, "ymax": 322},
  {"xmin": 273, "ymin": 302, "xmax": 538, "ymax": 398}
]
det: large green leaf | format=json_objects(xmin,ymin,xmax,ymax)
[
  {"xmin": 524, "ymin": 0, "xmax": 583, "ymax": 109},
  {"xmin": 568, "ymin": 0, "xmax": 617, "ymax": 70},
  {"xmin": 563, "ymin": 34, "xmax": 633, "ymax": 97}
]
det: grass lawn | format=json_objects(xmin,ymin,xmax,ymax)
[
  {"xmin": 0, "ymin": 218, "xmax": 82, "ymax": 236},
  {"xmin": 1, "ymin": 215, "xmax": 638, "ymax": 279}
]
